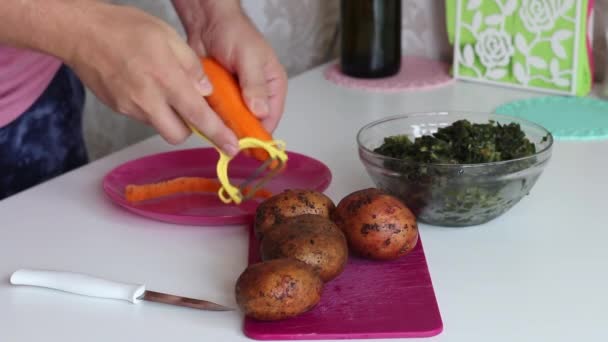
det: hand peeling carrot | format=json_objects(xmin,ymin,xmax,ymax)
[
  {"xmin": 125, "ymin": 177, "xmax": 272, "ymax": 203},
  {"xmin": 200, "ymin": 57, "xmax": 278, "ymax": 167}
]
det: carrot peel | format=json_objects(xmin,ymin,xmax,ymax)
[{"xmin": 125, "ymin": 177, "xmax": 272, "ymax": 204}]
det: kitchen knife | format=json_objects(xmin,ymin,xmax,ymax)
[{"xmin": 10, "ymin": 268, "xmax": 233, "ymax": 311}]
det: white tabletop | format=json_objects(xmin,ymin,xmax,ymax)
[{"xmin": 1, "ymin": 63, "xmax": 607, "ymax": 342}]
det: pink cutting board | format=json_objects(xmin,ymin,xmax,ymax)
[{"xmin": 243, "ymin": 227, "xmax": 443, "ymax": 340}]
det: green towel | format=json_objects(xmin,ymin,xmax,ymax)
[{"xmin": 446, "ymin": 0, "xmax": 593, "ymax": 96}]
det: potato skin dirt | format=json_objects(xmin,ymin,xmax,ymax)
[
  {"xmin": 254, "ymin": 189, "xmax": 336, "ymax": 240},
  {"xmin": 260, "ymin": 214, "xmax": 349, "ymax": 282},
  {"xmin": 235, "ymin": 258, "xmax": 324, "ymax": 321}
]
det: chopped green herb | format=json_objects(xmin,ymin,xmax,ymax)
[
  {"xmin": 373, "ymin": 119, "xmax": 538, "ymax": 164},
  {"xmin": 370, "ymin": 119, "xmax": 550, "ymax": 226}
]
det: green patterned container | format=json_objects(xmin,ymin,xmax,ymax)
[{"xmin": 446, "ymin": 0, "xmax": 594, "ymax": 96}]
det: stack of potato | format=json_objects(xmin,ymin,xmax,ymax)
[{"xmin": 235, "ymin": 188, "xmax": 419, "ymax": 321}]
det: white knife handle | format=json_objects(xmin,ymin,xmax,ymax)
[{"xmin": 10, "ymin": 269, "xmax": 146, "ymax": 304}]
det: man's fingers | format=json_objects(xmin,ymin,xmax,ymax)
[
  {"xmin": 167, "ymin": 36, "xmax": 212, "ymax": 96},
  {"xmin": 164, "ymin": 66, "xmax": 239, "ymax": 156},
  {"xmin": 143, "ymin": 98, "xmax": 192, "ymax": 145},
  {"xmin": 187, "ymin": 34, "xmax": 207, "ymax": 58},
  {"xmin": 235, "ymin": 55, "xmax": 270, "ymax": 119},
  {"xmin": 184, "ymin": 99, "xmax": 239, "ymax": 157},
  {"xmin": 261, "ymin": 61, "xmax": 288, "ymax": 133},
  {"xmin": 164, "ymin": 39, "xmax": 238, "ymax": 155},
  {"xmin": 126, "ymin": 109, "xmax": 149, "ymax": 125}
]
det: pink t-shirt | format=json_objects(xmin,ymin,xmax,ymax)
[{"xmin": 0, "ymin": 45, "xmax": 62, "ymax": 128}]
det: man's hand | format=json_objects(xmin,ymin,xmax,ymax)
[
  {"xmin": 68, "ymin": 3, "xmax": 240, "ymax": 153},
  {"xmin": 172, "ymin": 0, "xmax": 288, "ymax": 133},
  {"xmin": 0, "ymin": 0, "xmax": 241, "ymax": 155}
]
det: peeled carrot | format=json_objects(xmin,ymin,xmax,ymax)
[
  {"xmin": 125, "ymin": 177, "xmax": 272, "ymax": 203},
  {"xmin": 200, "ymin": 57, "xmax": 275, "ymax": 164}
]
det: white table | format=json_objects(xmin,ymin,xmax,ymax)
[{"xmin": 2, "ymin": 63, "xmax": 607, "ymax": 342}]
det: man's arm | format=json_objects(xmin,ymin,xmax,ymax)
[
  {"xmin": 171, "ymin": 0, "xmax": 243, "ymax": 55},
  {"xmin": 0, "ymin": 0, "xmax": 241, "ymax": 153},
  {"xmin": 0, "ymin": 0, "xmax": 95, "ymax": 63}
]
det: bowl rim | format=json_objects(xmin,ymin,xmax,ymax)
[{"xmin": 356, "ymin": 111, "xmax": 554, "ymax": 168}]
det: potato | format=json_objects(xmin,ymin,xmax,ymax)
[
  {"xmin": 235, "ymin": 258, "xmax": 323, "ymax": 321},
  {"xmin": 333, "ymin": 188, "xmax": 418, "ymax": 260},
  {"xmin": 254, "ymin": 189, "xmax": 335, "ymax": 240},
  {"xmin": 260, "ymin": 214, "xmax": 348, "ymax": 282},
  {"xmin": 332, "ymin": 188, "xmax": 384, "ymax": 228}
]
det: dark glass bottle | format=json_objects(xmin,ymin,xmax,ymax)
[{"xmin": 340, "ymin": 0, "xmax": 402, "ymax": 78}]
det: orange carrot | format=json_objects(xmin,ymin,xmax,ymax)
[
  {"xmin": 200, "ymin": 57, "xmax": 276, "ymax": 166},
  {"xmin": 125, "ymin": 177, "xmax": 272, "ymax": 203},
  {"xmin": 241, "ymin": 186, "xmax": 273, "ymax": 199}
]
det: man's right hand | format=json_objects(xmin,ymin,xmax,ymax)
[{"xmin": 66, "ymin": 3, "xmax": 239, "ymax": 155}]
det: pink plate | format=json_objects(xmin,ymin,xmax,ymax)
[{"xmin": 102, "ymin": 148, "xmax": 332, "ymax": 226}]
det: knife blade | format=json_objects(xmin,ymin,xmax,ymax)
[{"xmin": 10, "ymin": 268, "xmax": 233, "ymax": 311}]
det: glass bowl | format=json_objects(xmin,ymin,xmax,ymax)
[{"xmin": 357, "ymin": 111, "xmax": 553, "ymax": 227}]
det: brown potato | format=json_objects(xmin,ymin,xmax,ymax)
[
  {"xmin": 260, "ymin": 214, "xmax": 348, "ymax": 282},
  {"xmin": 235, "ymin": 258, "xmax": 323, "ymax": 321},
  {"xmin": 333, "ymin": 188, "xmax": 418, "ymax": 260},
  {"xmin": 332, "ymin": 188, "xmax": 384, "ymax": 228},
  {"xmin": 254, "ymin": 189, "xmax": 335, "ymax": 240}
]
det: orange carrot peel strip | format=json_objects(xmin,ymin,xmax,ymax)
[{"xmin": 125, "ymin": 177, "xmax": 273, "ymax": 204}]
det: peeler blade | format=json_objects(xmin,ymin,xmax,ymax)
[
  {"xmin": 239, "ymin": 158, "xmax": 274, "ymax": 190},
  {"xmin": 238, "ymin": 157, "xmax": 285, "ymax": 201}
]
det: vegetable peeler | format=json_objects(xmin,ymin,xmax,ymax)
[
  {"xmin": 186, "ymin": 57, "xmax": 287, "ymax": 205},
  {"xmin": 189, "ymin": 126, "xmax": 287, "ymax": 205}
]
